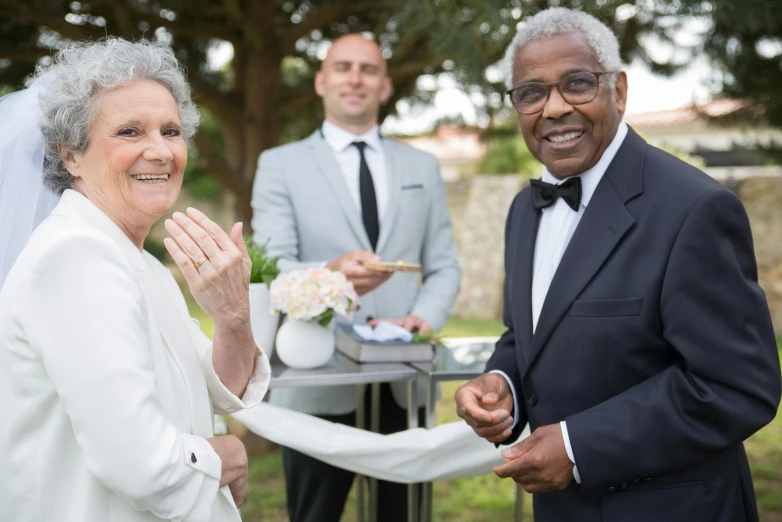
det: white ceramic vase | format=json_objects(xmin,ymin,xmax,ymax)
[
  {"xmin": 248, "ymin": 283, "xmax": 280, "ymax": 358},
  {"xmin": 275, "ymin": 318, "xmax": 335, "ymax": 369}
]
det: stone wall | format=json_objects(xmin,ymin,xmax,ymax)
[
  {"xmin": 446, "ymin": 174, "xmax": 782, "ymax": 334},
  {"xmin": 724, "ymin": 176, "xmax": 782, "ymax": 333},
  {"xmin": 446, "ymin": 175, "xmax": 528, "ymax": 319}
]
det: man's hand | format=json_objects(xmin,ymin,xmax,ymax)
[
  {"xmin": 327, "ymin": 251, "xmax": 392, "ymax": 295},
  {"xmin": 455, "ymin": 373, "xmax": 515, "ymax": 443},
  {"xmin": 493, "ymin": 423, "xmax": 574, "ymax": 493},
  {"xmin": 368, "ymin": 315, "xmax": 432, "ymax": 334}
]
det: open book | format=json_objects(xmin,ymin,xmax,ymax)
[{"xmin": 336, "ymin": 324, "xmax": 435, "ymax": 363}]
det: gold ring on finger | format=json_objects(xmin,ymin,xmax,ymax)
[{"xmin": 194, "ymin": 256, "xmax": 208, "ymax": 269}]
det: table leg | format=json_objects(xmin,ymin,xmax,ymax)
[
  {"xmin": 355, "ymin": 384, "xmax": 366, "ymax": 522},
  {"xmin": 369, "ymin": 383, "xmax": 380, "ymax": 522},
  {"xmin": 407, "ymin": 379, "xmax": 419, "ymax": 522},
  {"xmin": 515, "ymin": 484, "xmax": 524, "ymax": 521},
  {"xmin": 421, "ymin": 377, "xmax": 436, "ymax": 522}
]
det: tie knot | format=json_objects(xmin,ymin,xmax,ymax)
[{"xmin": 352, "ymin": 141, "xmax": 368, "ymax": 153}]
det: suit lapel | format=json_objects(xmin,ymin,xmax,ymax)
[
  {"xmin": 140, "ymin": 265, "xmax": 214, "ymax": 438},
  {"xmin": 376, "ymin": 138, "xmax": 402, "ymax": 253},
  {"xmin": 306, "ymin": 133, "xmax": 372, "ymax": 251},
  {"xmin": 511, "ymin": 191, "xmax": 539, "ymax": 365},
  {"xmin": 521, "ymin": 128, "xmax": 646, "ymax": 378}
]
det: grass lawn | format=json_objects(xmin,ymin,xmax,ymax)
[{"xmin": 189, "ymin": 302, "xmax": 782, "ymax": 521}]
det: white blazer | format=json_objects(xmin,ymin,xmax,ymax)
[{"xmin": 0, "ymin": 189, "xmax": 271, "ymax": 522}]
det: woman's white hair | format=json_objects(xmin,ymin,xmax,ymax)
[
  {"xmin": 27, "ymin": 38, "xmax": 200, "ymax": 195},
  {"xmin": 503, "ymin": 7, "xmax": 623, "ymax": 89}
]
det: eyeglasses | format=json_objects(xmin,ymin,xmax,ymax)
[{"xmin": 506, "ymin": 71, "xmax": 617, "ymax": 115}]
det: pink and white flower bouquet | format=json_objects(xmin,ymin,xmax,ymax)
[{"xmin": 269, "ymin": 267, "xmax": 360, "ymax": 327}]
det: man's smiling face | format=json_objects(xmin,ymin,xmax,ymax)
[{"xmin": 510, "ymin": 32, "xmax": 628, "ymax": 178}]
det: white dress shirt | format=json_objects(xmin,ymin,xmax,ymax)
[
  {"xmin": 495, "ymin": 122, "xmax": 629, "ymax": 484},
  {"xmin": 321, "ymin": 119, "xmax": 389, "ymax": 225}
]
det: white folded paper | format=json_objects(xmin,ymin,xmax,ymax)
[
  {"xmin": 352, "ymin": 321, "xmax": 413, "ymax": 343},
  {"xmin": 232, "ymin": 402, "xmax": 530, "ymax": 484}
]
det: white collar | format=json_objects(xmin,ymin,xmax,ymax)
[
  {"xmin": 51, "ymin": 189, "xmax": 147, "ymax": 272},
  {"xmin": 321, "ymin": 120, "xmax": 382, "ymax": 153},
  {"xmin": 540, "ymin": 121, "xmax": 628, "ymax": 209}
]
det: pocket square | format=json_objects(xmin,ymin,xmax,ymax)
[{"xmin": 402, "ymin": 183, "xmax": 424, "ymax": 190}]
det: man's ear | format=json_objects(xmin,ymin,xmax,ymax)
[
  {"xmin": 58, "ymin": 144, "xmax": 81, "ymax": 178},
  {"xmin": 380, "ymin": 76, "xmax": 392, "ymax": 105},
  {"xmin": 614, "ymin": 71, "xmax": 628, "ymax": 117},
  {"xmin": 314, "ymin": 70, "xmax": 326, "ymax": 98}
]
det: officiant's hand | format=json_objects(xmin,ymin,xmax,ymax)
[
  {"xmin": 368, "ymin": 315, "xmax": 432, "ymax": 334},
  {"xmin": 326, "ymin": 251, "xmax": 392, "ymax": 295},
  {"xmin": 493, "ymin": 423, "xmax": 574, "ymax": 493},
  {"xmin": 455, "ymin": 373, "xmax": 515, "ymax": 443}
]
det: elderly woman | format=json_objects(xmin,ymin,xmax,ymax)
[{"xmin": 0, "ymin": 39, "xmax": 270, "ymax": 522}]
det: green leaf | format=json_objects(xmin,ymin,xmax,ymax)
[
  {"xmin": 316, "ymin": 309, "xmax": 334, "ymax": 328},
  {"xmin": 245, "ymin": 237, "xmax": 281, "ymax": 286}
]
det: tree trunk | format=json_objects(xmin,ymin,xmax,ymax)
[{"xmin": 237, "ymin": 49, "xmax": 282, "ymax": 224}]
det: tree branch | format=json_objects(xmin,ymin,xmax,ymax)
[
  {"xmin": 221, "ymin": 0, "xmax": 242, "ymax": 28},
  {"xmin": 0, "ymin": 47, "xmax": 48, "ymax": 62},
  {"xmin": 190, "ymin": 75, "xmax": 243, "ymax": 133},
  {"xmin": 193, "ymin": 131, "xmax": 250, "ymax": 200},
  {"xmin": 108, "ymin": 0, "xmax": 136, "ymax": 38},
  {"xmin": 281, "ymin": 1, "xmax": 377, "ymax": 53},
  {"xmin": 1, "ymin": 9, "xmax": 107, "ymax": 41}
]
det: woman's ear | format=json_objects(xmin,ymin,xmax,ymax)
[{"xmin": 58, "ymin": 144, "xmax": 81, "ymax": 178}]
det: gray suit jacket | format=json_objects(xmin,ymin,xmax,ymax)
[{"xmin": 251, "ymin": 130, "xmax": 461, "ymax": 414}]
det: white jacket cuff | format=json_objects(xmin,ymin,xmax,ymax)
[
  {"xmin": 201, "ymin": 343, "xmax": 271, "ymax": 414},
  {"xmin": 489, "ymin": 370, "xmax": 519, "ymax": 429},
  {"xmin": 182, "ymin": 434, "xmax": 223, "ymax": 482},
  {"xmin": 560, "ymin": 420, "xmax": 581, "ymax": 484}
]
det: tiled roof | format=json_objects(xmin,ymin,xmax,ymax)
[{"xmin": 625, "ymin": 99, "xmax": 745, "ymax": 127}]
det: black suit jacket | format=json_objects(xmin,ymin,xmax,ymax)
[{"xmin": 486, "ymin": 128, "xmax": 781, "ymax": 522}]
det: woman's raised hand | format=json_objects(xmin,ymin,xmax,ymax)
[{"xmin": 163, "ymin": 207, "xmax": 252, "ymax": 330}]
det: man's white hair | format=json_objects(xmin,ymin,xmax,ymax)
[{"xmin": 503, "ymin": 7, "xmax": 623, "ymax": 89}]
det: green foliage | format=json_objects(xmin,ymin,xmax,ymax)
[
  {"xmin": 244, "ymin": 238, "xmax": 280, "ymax": 287},
  {"xmin": 182, "ymin": 109, "xmax": 225, "ymax": 201},
  {"xmin": 659, "ymin": 144, "xmax": 707, "ymax": 169},
  {"xmin": 479, "ymin": 134, "xmax": 541, "ymax": 177},
  {"xmin": 479, "ymin": 116, "xmax": 541, "ymax": 176},
  {"xmin": 4, "ymin": 0, "xmax": 781, "ymax": 220},
  {"xmin": 143, "ymin": 238, "xmax": 169, "ymax": 263},
  {"xmin": 316, "ymin": 309, "xmax": 334, "ymax": 328}
]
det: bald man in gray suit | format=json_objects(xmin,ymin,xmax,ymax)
[{"xmin": 251, "ymin": 34, "xmax": 460, "ymax": 522}]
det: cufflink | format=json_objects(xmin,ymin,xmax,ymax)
[{"xmin": 190, "ymin": 452, "xmax": 197, "ymax": 463}]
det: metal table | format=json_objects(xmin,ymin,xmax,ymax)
[
  {"xmin": 407, "ymin": 337, "xmax": 525, "ymax": 522},
  {"xmin": 269, "ymin": 352, "xmax": 420, "ymax": 522}
]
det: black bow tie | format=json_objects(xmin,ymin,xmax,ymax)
[{"xmin": 530, "ymin": 177, "xmax": 582, "ymax": 212}]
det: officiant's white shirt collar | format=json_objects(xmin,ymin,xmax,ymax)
[
  {"xmin": 322, "ymin": 119, "xmax": 382, "ymax": 153},
  {"xmin": 51, "ymin": 189, "xmax": 147, "ymax": 272},
  {"xmin": 540, "ymin": 121, "xmax": 628, "ymax": 209}
]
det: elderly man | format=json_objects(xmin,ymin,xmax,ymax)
[
  {"xmin": 251, "ymin": 34, "xmax": 460, "ymax": 522},
  {"xmin": 455, "ymin": 7, "xmax": 781, "ymax": 522}
]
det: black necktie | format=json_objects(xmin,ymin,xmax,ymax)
[
  {"xmin": 352, "ymin": 141, "xmax": 379, "ymax": 251},
  {"xmin": 530, "ymin": 177, "xmax": 582, "ymax": 212}
]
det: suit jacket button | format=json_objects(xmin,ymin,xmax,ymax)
[
  {"xmin": 190, "ymin": 452, "xmax": 197, "ymax": 464},
  {"xmin": 527, "ymin": 394, "xmax": 538, "ymax": 406},
  {"xmin": 620, "ymin": 482, "xmax": 628, "ymax": 489},
  {"xmin": 632, "ymin": 479, "xmax": 640, "ymax": 484},
  {"xmin": 607, "ymin": 486, "xmax": 616, "ymax": 493}
]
